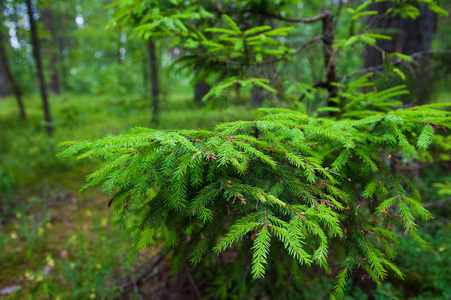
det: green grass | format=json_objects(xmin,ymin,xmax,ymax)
[
  {"xmin": 0, "ymin": 90, "xmax": 256, "ymax": 187},
  {"xmin": 0, "ymin": 90, "xmax": 256, "ymax": 298}
]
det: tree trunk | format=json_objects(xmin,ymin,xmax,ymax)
[
  {"xmin": 365, "ymin": 2, "xmax": 437, "ymax": 105},
  {"xmin": 250, "ymin": 0, "xmax": 271, "ymax": 107},
  {"xmin": 26, "ymin": 0, "xmax": 53, "ymax": 135},
  {"xmin": 56, "ymin": 13, "xmax": 69, "ymax": 91},
  {"xmin": 148, "ymin": 39, "xmax": 159, "ymax": 126},
  {"xmin": 142, "ymin": 49, "xmax": 150, "ymax": 97},
  {"xmin": 42, "ymin": 8, "xmax": 60, "ymax": 95},
  {"xmin": 193, "ymin": 47, "xmax": 211, "ymax": 104},
  {"xmin": 194, "ymin": 79, "xmax": 211, "ymax": 104},
  {"xmin": 0, "ymin": 59, "xmax": 7, "ymax": 98},
  {"xmin": 251, "ymin": 83, "xmax": 266, "ymax": 107},
  {"xmin": 0, "ymin": 4, "xmax": 8, "ymax": 98},
  {"xmin": 0, "ymin": 24, "xmax": 26, "ymax": 118},
  {"xmin": 322, "ymin": 8, "xmax": 339, "ymax": 107}
]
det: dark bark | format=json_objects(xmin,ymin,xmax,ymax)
[
  {"xmin": 26, "ymin": 0, "xmax": 53, "ymax": 135},
  {"xmin": 351, "ymin": 268, "xmax": 376, "ymax": 299},
  {"xmin": 0, "ymin": 58, "xmax": 7, "ymax": 98},
  {"xmin": 42, "ymin": 8, "xmax": 60, "ymax": 95},
  {"xmin": 148, "ymin": 39, "xmax": 159, "ymax": 126},
  {"xmin": 250, "ymin": 0, "xmax": 270, "ymax": 107},
  {"xmin": 0, "ymin": 25, "xmax": 26, "ymax": 118},
  {"xmin": 366, "ymin": 3, "xmax": 437, "ymax": 66},
  {"xmin": 57, "ymin": 35, "xmax": 68, "ymax": 91},
  {"xmin": 194, "ymin": 79, "xmax": 211, "ymax": 104},
  {"xmin": 365, "ymin": 2, "xmax": 437, "ymax": 105},
  {"xmin": 0, "ymin": 4, "xmax": 7, "ymax": 98},
  {"xmin": 193, "ymin": 46, "xmax": 211, "ymax": 104},
  {"xmin": 251, "ymin": 60, "xmax": 277, "ymax": 107},
  {"xmin": 56, "ymin": 13, "xmax": 69, "ymax": 91},
  {"xmin": 251, "ymin": 84, "xmax": 266, "ymax": 107},
  {"xmin": 322, "ymin": 8, "xmax": 339, "ymax": 107}
]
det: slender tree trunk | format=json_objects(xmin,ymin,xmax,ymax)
[
  {"xmin": 148, "ymin": 39, "xmax": 159, "ymax": 126},
  {"xmin": 0, "ymin": 2, "xmax": 8, "ymax": 98},
  {"xmin": 194, "ymin": 48, "xmax": 211, "ymax": 104},
  {"xmin": 142, "ymin": 49, "xmax": 150, "ymax": 97},
  {"xmin": 365, "ymin": 3, "xmax": 437, "ymax": 67},
  {"xmin": 57, "ymin": 13, "xmax": 69, "ymax": 91},
  {"xmin": 322, "ymin": 8, "xmax": 339, "ymax": 107},
  {"xmin": 250, "ymin": 1, "xmax": 269, "ymax": 107},
  {"xmin": 194, "ymin": 79, "xmax": 211, "ymax": 104},
  {"xmin": 0, "ymin": 25, "xmax": 26, "ymax": 118},
  {"xmin": 365, "ymin": 2, "xmax": 437, "ymax": 105},
  {"xmin": 251, "ymin": 80, "xmax": 265, "ymax": 107},
  {"xmin": 57, "ymin": 35, "xmax": 68, "ymax": 91},
  {"xmin": 0, "ymin": 58, "xmax": 7, "ymax": 98},
  {"xmin": 26, "ymin": 0, "xmax": 53, "ymax": 135},
  {"xmin": 42, "ymin": 8, "xmax": 60, "ymax": 95}
]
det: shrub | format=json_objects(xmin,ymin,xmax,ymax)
[{"xmin": 60, "ymin": 0, "xmax": 450, "ymax": 295}]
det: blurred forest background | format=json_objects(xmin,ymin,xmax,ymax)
[{"xmin": 0, "ymin": 0, "xmax": 450, "ymax": 299}]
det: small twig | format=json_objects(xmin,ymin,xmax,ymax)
[
  {"xmin": 185, "ymin": 264, "xmax": 202, "ymax": 300},
  {"xmin": 404, "ymin": 221, "xmax": 412, "ymax": 235},
  {"xmin": 309, "ymin": 167, "xmax": 341, "ymax": 177},
  {"xmin": 132, "ymin": 275, "xmax": 139, "ymax": 297},
  {"xmin": 342, "ymin": 49, "xmax": 451, "ymax": 81},
  {"xmin": 423, "ymin": 198, "xmax": 451, "ymax": 208},
  {"xmin": 218, "ymin": 8, "xmax": 326, "ymax": 23},
  {"xmin": 298, "ymin": 81, "xmax": 330, "ymax": 102},
  {"xmin": 209, "ymin": 35, "xmax": 324, "ymax": 67},
  {"xmin": 248, "ymin": 10, "xmax": 326, "ymax": 23},
  {"xmin": 259, "ymin": 36, "xmax": 323, "ymax": 66},
  {"xmin": 295, "ymin": 35, "xmax": 324, "ymax": 54},
  {"xmin": 113, "ymin": 251, "xmax": 166, "ymax": 299}
]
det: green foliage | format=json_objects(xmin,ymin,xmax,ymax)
[
  {"xmin": 370, "ymin": 220, "xmax": 451, "ymax": 299},
  {"xmin": 56, "ymin": 0, "xmax": 451, "ymax": 296},
  {"xmin": 381, "ymin": 0, "xmax": 449, "ymax": 19},
  {"xmin": 434, "ymin": 181, "xmax": 451, "ymax": 198},
  {"xmin": 60, "ymin": 101, "xmax": 451, "ymax": 294},
  {"xmin": 318, "ymin": 73, "xmax": 409, "ymax": 117},
  {"xmin": 204, "ymin": 77, "xmax": 277, "ymax": 102},
  {"xmin": 111, "ymin": 0, "xmax": 318, "ymax": 104},
  {"xmin": 195, "ymin": 219, "xmax": 451, "ymax": 299}
]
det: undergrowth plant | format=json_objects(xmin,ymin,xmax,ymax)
[
  {"xmin": 59, "ymin": 101, "xmax": 451, "ymax": 294},
  {"xmin": 60, "ymin": 0, "xmax": 450, "ymax": 296}
]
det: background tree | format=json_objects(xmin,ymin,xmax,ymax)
[
  {"xmin": 0, "ymin": 18, "xmax": 25, "ymax": 118},
  {"xmin": 365, "ymin": 1, "xmax": 440, "ymax": 105},
  {"xmin": 0, "ymin": 43, "xmax": 8, "ymax": 98},
  {"xmin": 148, "ymin": 39, "xmax": 159, "ymax": 125},
  {"xmin": 25, "ymin": 0, "xmax": 53, "ymax": 135},
  {"xmin": 42, "ymin": 6, "xmax": 60, "ymax": 95}
]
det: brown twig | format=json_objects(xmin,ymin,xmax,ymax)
[
  {"xmin": 259, "ymin": 35, "xmax": 323, "ymax": 65},
  {"xmin": 308, "ymin": 167, "xmax": 341, "ymax": 177},
  {"xmin": 216, "ymin": 5, "xmax": 327, "ymax": 24},
  {"xmin": 342, "ymin": 49, "xmax": 451, "ymax": 81},
  {"xmin": 242, "ymin": 10, "xmax": 327, "ymax": 23},
  {"xmin": 424, "ymin": 198, "xmax": 451, "ymax": 208},
  {"xmin": 185, "ymin": 264, "xmax": 203, "ymax": 300}
]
